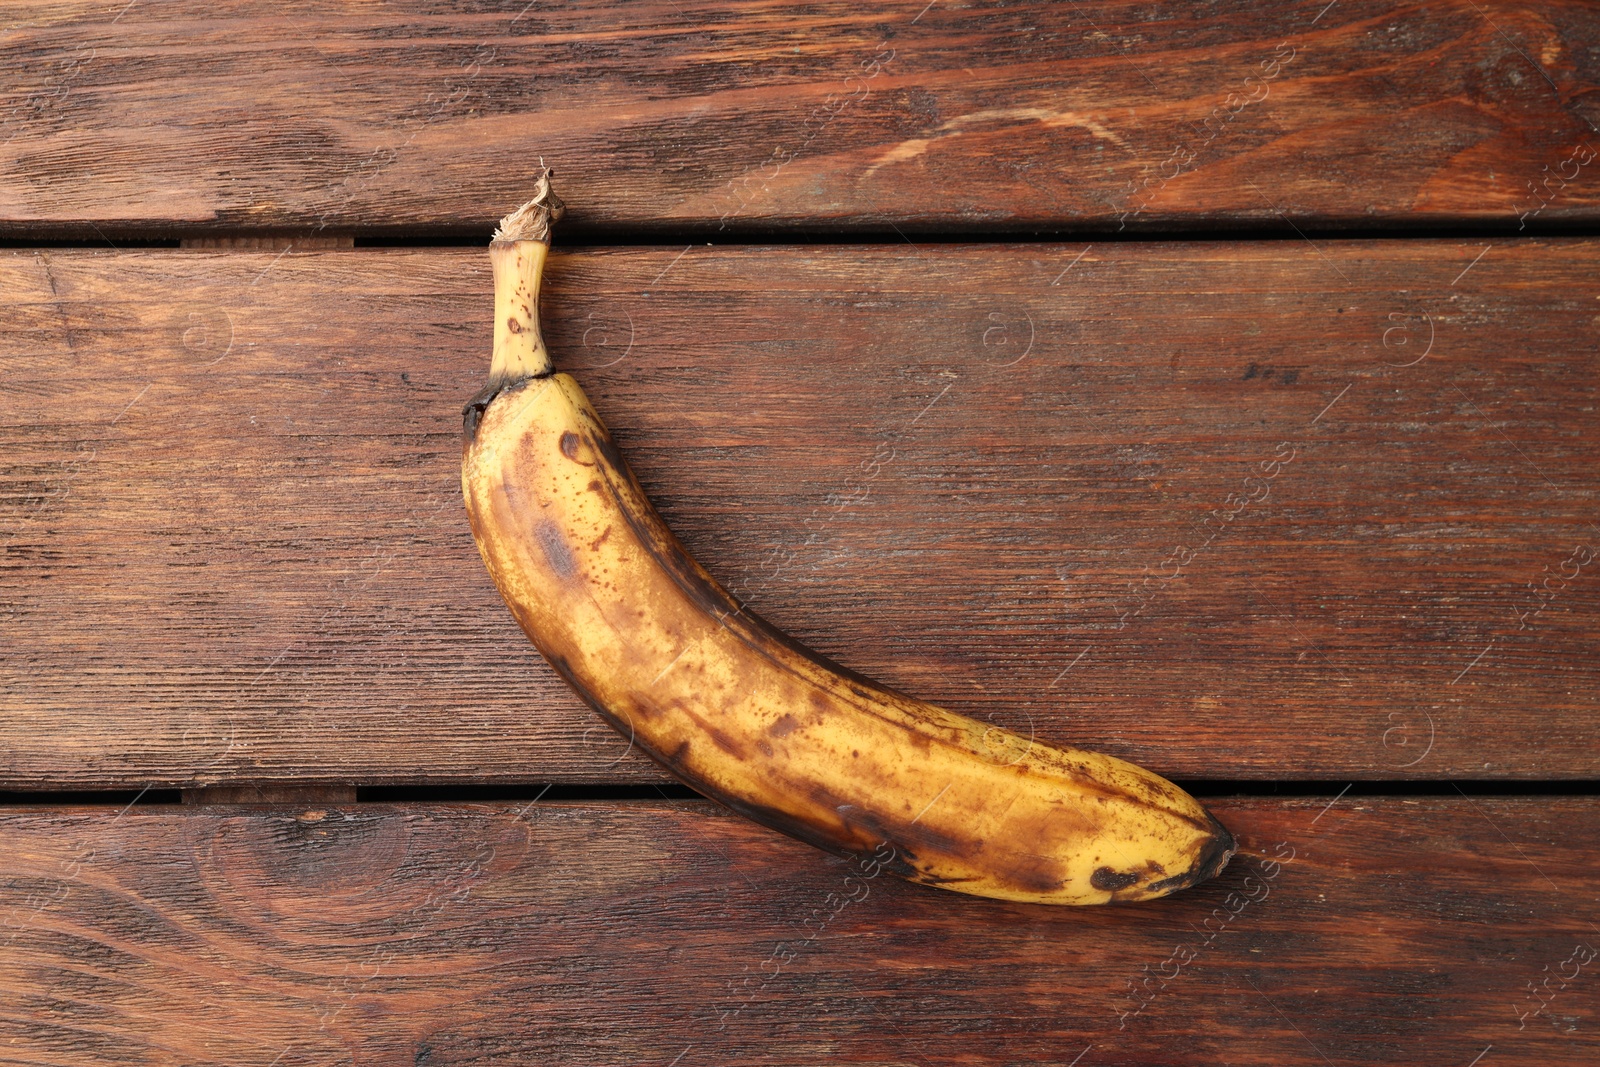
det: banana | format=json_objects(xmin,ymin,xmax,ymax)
[{"xmin": 461, "ymin": 175, "xmax": 1235, "ymax": 904}]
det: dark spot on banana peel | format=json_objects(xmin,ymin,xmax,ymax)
[
  {"xmin": 507, "ymin": 316, "xmax": 522, "ymax": 333},
  {"xmin": 997, "ymin": 858, "xmax": 1070, "ymax": 896},
  {"xmin": 1090, "ymin": 867, "xmax": 1140, "ymax": 892},
  {"xmin": 534, "ymin": 518, "xmax": 578, "ymax": 581},
  {"xmin": 542, "ymin": 650, "xmax": 573, "ymax": 683},
  {"xmin": 559, "ymin": 431, "xmax": 580, "ymax": 459},
  {"xmin": 859, "ymin": 842, "xmax": 920, "ymax": 883},
  {"xmin": 677, "ymin": 705, "xmax": 745, "ymax": 759},
  {"xmin": 768, "ymin": 713, "xmax": 800, "ymax": 738},
  {"xmin": 705, "ymin": 727, "xmax": 743, "ymax": 758}
]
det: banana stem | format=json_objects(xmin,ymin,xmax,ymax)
[
  {"xmin": 488, "ymin": 241, "xmax": 550, "ymax": 388},
  {"xmin": 486, "ymin": 171, "xmax": 566, "ymax": 394}
]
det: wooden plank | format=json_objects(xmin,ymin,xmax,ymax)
[
  {"xmin": 0, "ymin": 796, "xmax": 1594, "ymax": 1064},
  {"xmin": 2, "ymin": 240, "xmax": 1598, "ymax": 787},
  {"xmin": 2, "ymin": 1, "xmax": 1598, "ymax": 234}
]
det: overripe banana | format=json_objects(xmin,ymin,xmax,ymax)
[{"xmin": 461, "ymin": 175, "xmax": 1235, "ymax": 904}]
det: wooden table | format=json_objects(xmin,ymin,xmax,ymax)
[{"xmin": 3, "ymin": 2, "xmax": 1598, "ymax": 1063}]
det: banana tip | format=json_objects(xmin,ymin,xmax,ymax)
[
  {"xmin": 1197, "ymin": 820, "xmax": 1237, "ymax": 884},
  {"xmin": 1146, "ymin": 814, "xmax": 1235, "ymax": 899}
]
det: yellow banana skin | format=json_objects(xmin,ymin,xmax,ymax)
[{"xmin": 462, "ymin": 181, "xmax": 1235, "ymax": 905}]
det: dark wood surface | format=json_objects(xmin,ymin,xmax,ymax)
[
  {"xmin": 0, "ymin": 797, "xmax": 1593, "ymax": 1066},
  {"xmin": 4, "ymin": 2, "xmax": 1599, "ymax": 1060},
  {"xmin": 3, "ymin": 241, "xmax": 1597, "ymax": 787},
  {"xmin": 2, "ymin": 1, "xmax": 1599, "ymax": 236}
]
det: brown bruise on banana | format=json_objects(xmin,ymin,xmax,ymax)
[{"xmin": 463, "ymin": 367, "xmax": 1237, "ymax": 905}]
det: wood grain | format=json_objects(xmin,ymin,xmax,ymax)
[
  {"xmin": 2, "ymin": 1, "xmax": 1598, "ymax": 235},
  {"xmin": 2, "ymin": 242, "xmax": 1596, "ymax": 786},
  {"xmin": 0, "ymin": 796, "xmax": 1593, "ymax": 1065}
]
